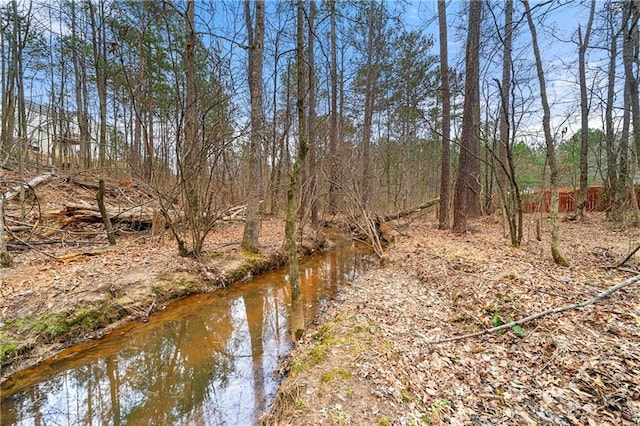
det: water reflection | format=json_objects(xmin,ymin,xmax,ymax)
[{"xmin": 1, "ymin": 241, "xmax": 371, "ymax": 425}]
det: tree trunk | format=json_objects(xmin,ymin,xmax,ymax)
[
  {"xmin": 89, "ymin": 0, "xmax": 116, "ymax": 245},
  {"xmin": 624, "ymin": 1, "xmax": 640, "ymax": 172},
  {"xmin": 285, "ymin": 0, "xmax": 309, "ymax": 301},
  {"xmin": 453, "ymin": 0, "xmax": 482, "ymax": 234},
  {"xmin": 328, "ymin": 0, "xmax": 338, "ymax": 214},
  {"xmin": 307, "ymin": 0, "xmax": 318, "ymax": 228},
  {"xmin": 1, "ymin": 0, "xmax": 19, "ymax": 162},
  {"xmin": 576, "ymin": 0, "xmax": 595, "ymax": 218},
  {"xmin": 0, "ymin": 197, "xmax": 13, "ymax": 267},
  {"xmin": 241, "ymin": 0, "xmax": 265, "ymax": 254},
  {"xmin": 361, "ymin": 0, "xmax": 376, "ymax": 209},
  {"xmin": 606, "ymin": 6, "xmax": 621, "ymax": 220},
  {"xmin": 181, "ymin": 0, "xmax": 201, "ymax": 257},
  {"xmin": 437, "ymin": 0, "xmax": 450, "ymax": 230},
  {"xmin": 523, "ymin": 0, "xmax": 568, "ymax": 266},
  {"xmin": 620, "ymin": 3, "xmax": 633, "ymax": 223}
]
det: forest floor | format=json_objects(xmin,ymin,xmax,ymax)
[
  {"xmin": 1, "ymin": 171, "xmax": 639, "ymax": 425},
  {"xmin": 0, "ymin": 171, "xmax": 326, "ymax": 382},
  {"xmin": 264, "ymin": 213, "xmax": 640, "ymax": 425}
]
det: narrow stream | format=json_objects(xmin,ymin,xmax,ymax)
[{"xmin": 1, "ymin": 240, "xmax": 372, "ymax": 425}]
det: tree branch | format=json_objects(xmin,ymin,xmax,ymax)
[{"xmin": 428, "ymin": 273, "xmax": 640, "ymax": 344}]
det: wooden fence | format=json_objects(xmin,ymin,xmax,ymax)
[{"xmin": 521, "ymin": 185, "xmax": 624, "ymax": 213}]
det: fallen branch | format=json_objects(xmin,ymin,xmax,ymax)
[
  {"xmin": 382, "ymin": 198, "xmax": 439, "ymax": 222},
  {"xmin": 428, "ymin": 273, "xmax": 640, "ymax": 344},
  {"xmin": 606, "ymin": 243, "xmax": 640, "ymax": 269}
]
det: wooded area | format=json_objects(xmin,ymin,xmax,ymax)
[
  {"xmin": 0, "ymin": 0, "xmax": 639, "ymax": 266},
  {"xmin": 2, "ymin": 2, "xmax": 640, "ymax": 423}
]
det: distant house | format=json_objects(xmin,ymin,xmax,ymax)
[{"xmin": 1, "ymin": 100, "xmax": 99, "ymax": 169}]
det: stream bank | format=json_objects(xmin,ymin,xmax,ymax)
[
  {"xmin": 263, "ymin": 214, "xmax": 640, "ymax": 425},
  {"xmin": 0, "ymin": 219, "xmax": 329, "ymax": 383}
]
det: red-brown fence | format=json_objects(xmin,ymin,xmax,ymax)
[{"xmin": 521, "ymin": 185, "xmax": 622, "ymax": 213}]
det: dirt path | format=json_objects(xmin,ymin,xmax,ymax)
[{"xmin": 264, "ymin": 214, "xmax": 640, "ymax": 425}]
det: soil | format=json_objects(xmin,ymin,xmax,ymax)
[
  {"xmin": 263, "ymin": 214, "xmax": 640, "ymax": 425},
  {"xmin": 0, "ymin": 171, "xmax": 326, "ymax": 382}
]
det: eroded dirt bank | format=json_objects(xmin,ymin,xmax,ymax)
[
  {"xmin": 264, "ymin": 214, "xmax": 640, "ymax": 425},
  {"xmin": 0, "ymin": 218, "xmax": 327, "ymax": 382}
]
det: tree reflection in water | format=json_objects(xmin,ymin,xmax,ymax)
[{"xmin": 1, "ymin": 241, "xmax": 371, "ymax": 425}]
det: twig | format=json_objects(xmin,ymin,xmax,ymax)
[{"xmin": 428, "ymin": 274, "xmax": 640, "ymax": 344}]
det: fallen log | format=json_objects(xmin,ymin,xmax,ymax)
[
  {"xmin": 64, "ymin": 202, "xmax": 156, "ymax": 224},
  {"xmin": 3, "ymin": 172, "xmax": 55, "ymax": 201},
  {"xmin": 382, "ymin": 198, "xmax": 439, "ymax": 222}
]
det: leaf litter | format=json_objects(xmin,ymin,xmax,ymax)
[{"xmin": 264, "ymin": 213, "xmax": 640, "ymax": 425}]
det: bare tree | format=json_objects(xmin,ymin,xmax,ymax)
[
  {"xmin": 178, "ymin": 0, "xmax": 200, "ymax": 256},
  {"xmin": 576, "ymin": 0, "xmax": 596, "ymax": 218},
  {"xmin": 624, "ymin": 0, "xmax": 640, "ymax": 171},
  {"xmin": 522, "ymin": 0, "xmax": 569, "ymax": 266},
  {"xmin": 241, "ymin": 0, "xmax": 265, "ymax": 254},
  {"xmin": 328, "ymin": 0, "xmax": 338, "ymax": 214},
  {"xmin": 361, "ymin": 0, "xmax": 376, "ymax": 208},
  {"xmin": 285, "ymin": 0, "xmax": 309, "ymax": 299},
  {"xmin": 70, "ymin": 1, "xmax": 91, "ymax": 170},
  {"xmin": 88, "ymin": 0, "xmax": 116, "ymax": 245},
  {"xmin": 493, "ymin": 0, "xmax": 523, "ymax": 247},
  {"xmin": 605, "ymin": 2, "xmax": 622, "ymax": 221},
  {"xmin": 437, "ymin": 0, "xmax": 451, "ymax": 230},
  {"xmin": 307, "ymin": 0, "xmax": 318, "ymax": 228}
]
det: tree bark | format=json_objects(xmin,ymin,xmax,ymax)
[
  {"xmin": 328, "ymin": 0, "xmax": 338, "ymax": 214},
  {"xmin": 361, "ymin": 0, "xmax": 376, "ymax": 209},
  {"xmin": 0, "ymin": 196, "xmax": 13, "ymax": 267},
  {"xmin": 624, "ymin": 1, "xmax": 640, "ymax": 170},
  {"xmin": 523, "ymin": 0, "xmax": 568, "ymax": 266},
  {"xmin": 576, "ymin": 0, "xmax": 595, "ymax": 218},
  {"xmin": 181, "ymin": 0, "xmax": 200, "ymax": 256},
  {"xmin": 605, "ymin": 6, "xmax": 621, "ymax": 220},
  {"xmin": 241, "ymin": 0, "xmax": 265, "ymax": 254},
  {"xmin": 285, "ymin": 0, "xmax": 309, "ymax": 301},
  {"xmin": 437, "ymin": 0, "xmax": 450, "ymax": 230},
  {"xmin": 89, "ymin": 0, "xmax": 116, "ymax": 245},
  {"xmin": 307, "ymin": 0, "xmax": 318, "ymax": 228},
  {"xmin": 453, "ymin": 0, "xmax": 482, "ymax": 234}
]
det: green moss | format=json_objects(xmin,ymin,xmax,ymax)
[
  {"xmin": 295, "ymin": 399, "xmax": 306, "ymax": 411},
  {"xmin": 450, "ymin": 314, "xmax": 466, "ymax": 323},
  {"xmin": 309, "ymin": 345, "xmax": 327, "ymax": 364},
  {"xmin": 320, "ymin": 371, "xmax": 334, "ymax": 383},
  {"xmin": 321, "ymin": 368, "xmax": 352, "ymax": 383},
  {"xmin": 152, "ymin": 285, "xmax": 166, "ymax": 296},
  {"xmin": 291, "ymin": 358, "xmax": 309, "ymax": 374},
  {"xmin": 8, "ymin": 303, "xmax": 115, "ymax": 342},
  {"xmin": 210, "ymin": 251, "xmax": 223, "ymax": 260},
  {"xmin": 313, "ymin": 323, "xmax": 334, "ymax": 340},
  {"xmin": 241, "ymin": 249, "xmax": 266, "ymax": 264},
  {"xmin": 378, "ymin": 415, "xmax": 392, "ymax": 426},
  {"xmin": 400, "ymin": 387, "xmax": 413, "ymax": 402},
  {"xmin": 1, "ymin": 341, "xmax": 17, "ymax": 363}
]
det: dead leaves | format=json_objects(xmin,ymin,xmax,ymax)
[{"xmin": 268, "ymin": 214, "xmax": 640, "ymax": 425}]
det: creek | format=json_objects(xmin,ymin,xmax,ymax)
[{"xmin": 1, "ymin": 239, "xmax": 372, "ymax": 425}]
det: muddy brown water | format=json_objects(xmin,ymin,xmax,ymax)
[{"xmin": 1, "ymin": 240, "xmax": 372, "ymax": 425}]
